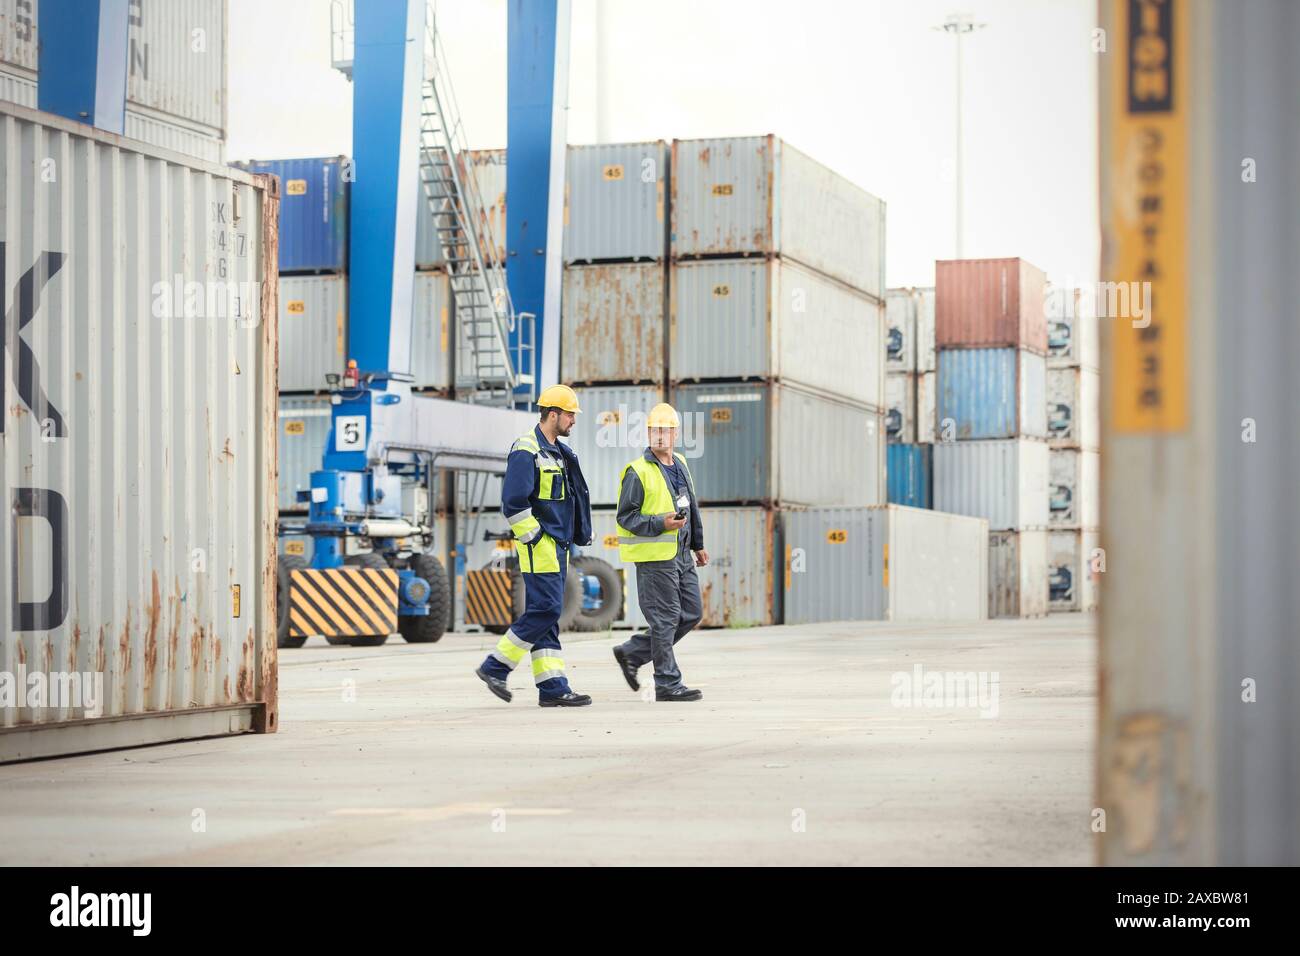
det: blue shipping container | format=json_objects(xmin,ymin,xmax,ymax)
[
  {"xmin": 887, "ymin": 443, "xmax": 933, "ymax": 509},
  {"xmin": 936, "ymin": 347, "xmax": 1047, "ymax": 440},
  {"xmin": 235, "ymin": 157, "xmax": 349, "ymax": 273}
]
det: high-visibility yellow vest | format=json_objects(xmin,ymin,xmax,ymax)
[
  {"xmin": 505, "ymin": 431, "xmax": 565, "ymax": 573},
  {"xmin": 616, "ymin": 453, "xmax": 694, "ymax": 563}
]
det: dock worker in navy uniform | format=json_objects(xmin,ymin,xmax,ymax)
[
  {"xmin": 610, "ymin": 402, "xmax": 708, "ymax": 702},
  {"xmin": 476, "ymin": 384, "xmax": 594, "ymax": 707}
]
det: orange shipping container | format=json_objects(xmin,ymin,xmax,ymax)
[{"xmin": 935, "ymin": 258, "xmax": 1047, "ymax": 354}]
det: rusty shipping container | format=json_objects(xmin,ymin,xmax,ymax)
[
  {"xmin": 671, "ymin": 135, "xmax": 886, "ymax": 299},
  {"xmin": 935, "ymin": 258, "xmax": 1047, "ymax": 354},
  {"xmin": 560, "ymin": 263, "xmax": 665, "ymax": 385},
  {"xmin": 987, "ymin": 530, "xmax": 1048, "ymax": 619},
  {"xmin": 0, "ymin": 101, "xmax": 279, "ymax": 762},
  {"xmin": 669, "ymin": 257, "xmax": 885, "ymax": 409},
  {"xmin": 694, "ymin": 506, "xmax": 780, "ymax": 628}
]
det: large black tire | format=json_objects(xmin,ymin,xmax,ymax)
[
  {"xmin": 398, "ymin": 552, "xmax": 450, "ymax": 643},
  {"xmin": 276, "ymin": 554, "xmax": 310, "ymax": 648},
  {"xmin": 324, "ymin": 553, "xmax": 391, "ymax": 647},
  {"xmin": 569, "ymin": 555, "xmax": 623, "ymax": 632},
  {"xmin": 483, "ymin": 558, "xmax": 523, "ymax": 635},
  {"xmin": 557, "ymin": 562, "xmax": 586, "ymax": 632}
]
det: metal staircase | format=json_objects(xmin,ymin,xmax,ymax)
[{"xmin": 330, "ymin": 0, "xmax": 534, "ymax": 408}]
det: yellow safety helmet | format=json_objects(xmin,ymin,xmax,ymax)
[
  {"xmin": 537, "ymin": 384, "xmax": 581, "ymax": 413},
  {"xmin": 646, "ymin": 402, "xmax": 680, "ymax": 428}
]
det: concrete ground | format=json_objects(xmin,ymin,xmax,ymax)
[{"xmin": 0, "ymin": 615, "xmax": 1095, "ymax": 865}]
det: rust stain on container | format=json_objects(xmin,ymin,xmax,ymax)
[{"xmin": 935, "ymin": 258, "xmax": 1048, "ymax": 354}]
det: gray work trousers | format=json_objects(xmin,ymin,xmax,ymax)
[{"xmin": 618, "ymin": 543, "xmax": 703, "ymax": 691}]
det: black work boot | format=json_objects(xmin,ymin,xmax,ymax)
[
  {"xmin": 656, "ymin": 687, "xmax": 702, "ymax": 702},
  {"xmin": 475, "ymin": 666, "xmax": 512, "ymax": 703},
  {"xmin": 612, "ymin": 646, "xmax": 640, "ymax": 691},
  {"xmin": 539, "ymin": 692, "xmax": 593, "ymax": 707}
]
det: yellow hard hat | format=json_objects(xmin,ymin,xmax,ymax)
[
  {"xmin": 647, "ymin": 402, "xmax": 680, "ymax": 428},
  {"xmin": 537, "ymin": 383, "xmax": 581, "ymax": 413}
]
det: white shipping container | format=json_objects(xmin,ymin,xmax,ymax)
[
  {"xmin": 0, "ymin": 66, "xmax": 34, "ymax": 107},
  {"xmin": 1047, "ymin": 365, "xmax": 1100, "ymax": 450},
  {"xmin": 277, "ymin": 397, "xmax": 331, "ymax": 513},
  {"xmin": 1048, "ymin": 529, "xmax": 1100, "ymax": 612},
  {"xmin": 917, "ymin": 371, "xmax": 936, "ymax": 444},
  {"xmin": 126, "ymin": 0, "xmax": 226, "ymax": 135},
  {"xmin": 562, "ymin": 384, "xmax": 666, "ymax": 507},
  {"xmin": 586, "ymin": 510, "xmax": 647, "ymax": 630},
  {"xmin": 1046, "ymin": 285, "xmax": 1099, "ymax": 370},
  {"xmin": 1048, "ymin": 448, "xmax": 1099, "ymax": 530},
  {"xmin": 669, "ymin": 257, "xmax": 884, "ymax": 409},
  {"xmin": 0, "ymin": 0, "xmax": 37, "ymax": 71},
  {"xmin": 672, "ymin": 135, "xmax": 886, "ymax": 298},
  {"xmin": 0, "ymin": 101, "xmax": 278, "ymax": 761},
  {"xmin": 988, "ymin": 530, "xmax": 1048, "ymax": 618},
  {"xmin": 564, "ymin": 141, "xmax": 668, "ymax": 263},
  {"xmin": 933, "ymin": 439, "xmax": 1049, "ymax": 531},
  {"xmin": 694, "ymin": 506, "xmax": 779, "ymax": 628},
  {"xmin": 885, "ymin": 372, "xmax": 916, "ymax": 444},
  {"xmin": 885, "ymin": 288, "xmax": 916, "ymax": 371},
  {"xmin": 124, "ymin": 108, "xmax": 223, "ymax": 163},
  {"xmin": 915, "ymin": 287, "xmax": 936, "ymax": 373},
  {"xmin": 411, "ymin": 270, "xmax": 452, "ymax": 391},
  {"xmin": 278, "ymin": 274, "xmax": 345, "ymax": 392},
  {"xmin": 672, "ymin": 381, "xmax": 885, "ymax": 507},
  {"xmin": 782, "ymin": 505, "xmax": 987, "ymax": 624}
]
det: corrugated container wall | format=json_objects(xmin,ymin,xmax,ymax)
[
  {"xmin": 1046, "ymin": 285, "xmax": 1099, "ymax": 369},
  {"xmin": 411, "ymin": 270, "xmax": 452, "ymax": 391},
  {"xmin": 933, "ymin": 439, "xmax": 1049, "ymax": 531},
  {"xmin": 564, "ymin": 141, "xmax": 668, "ymax": 262},
  {"xmin": 887, "ymin": 443, "xmax": 932, "ymax": 510},
  {"xmin": 694, "ymin": 507, "xmax": 779, "ymax": 628},
  {"xmin": 564, "ymin": 385, "xmax": 665, "ymax": 506},
  {"xmin": 233, "ymin": 157, "xmax": 347, "ymax": 273},
  {"xmin": 0, "ymin": 0, "xmax": 37, "ymax": 71},
  {"xmin": 885, "ymin": 373, "xmax": 915, "ymax": 443},
  {"xmin": 783, "ymin": 506, "xmax": 986, "ymax": 624},
  {"xmin": 672, "ymin": 382, "xmax": 884, "ymax": 507},
  {"xmin": 126, "ymin": 0, "xmax": 226, "ymax": 135},
  {"xmin": 1047, "ymin": 365, "xmax": 1100, "ymax": 450},
  {"xmin": 935, "ymin": 258, "xmax": 1047, "ymax": 353},
  {"xmin": 914, "ymin": 287, "xmax": 936, "ymax": 372},
  {"xmin": 561, "ymin": 263, "xmax": 665, "ymax": 385},
  {"xmin": 1048, "ymin": 529, "xmax": 1099, "ymax": 612},
  {"xmin": 671, "ymin": 135, "xmax": 886, "ymax": 299},
  {"xmin": 916, "ymin": 370, "xmax": 936, "ymax": 443},
  {"xmin": 0, "ymin": 102, "xmax": 278, "ymax": 761},
  {"xmin": 125, "ymin": 110, "xmax": 222, "ymax": 162},
  {"xmin": 987, "ymin": 531, "xmax": 1048, "ymax": 619},
  {"xmin": 585, "ymin": 511, "xmax": 647, "ymax": 630},
  {"xmin": 277, "ymin": 396, "xmax": 331, "ymax": 512},
  {"xmin": 1048, "ymin": 448, "xmax": 1099, "ymax": 530},
  {"xmin": 936, "ymin": 347, "xmax": 1047, "ymax": 440},
  {"xmin": 277, "ymin": 274, "xmax": 345, "ymax": 392},
  {"xmin": 669, "ymin": 257, "xmax": 884, "ymax": 409},
  {"xmin": 885, "ymin": 288, "xmax": 916, "ymax": 371},
  {"xmin": 0, "ymin": 67, "xmax": 34, "ymax": 107}
]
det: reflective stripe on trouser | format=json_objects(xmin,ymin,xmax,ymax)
[
  {"xmin": 479, "ymin": 546, "xmax": 572, "ymax": 697},
  {"xmin": 617, "ymin": 543, "xmax": 702, "ymax": 692}
]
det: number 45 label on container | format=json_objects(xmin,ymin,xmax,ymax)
[{"xmin": 335, "ymin": 415, "xmax": 367, "ymax": 452}]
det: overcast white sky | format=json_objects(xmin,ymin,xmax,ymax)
[{"xmin": 227, "ymin": 0, "xmax": 1099, "ymax": 289}]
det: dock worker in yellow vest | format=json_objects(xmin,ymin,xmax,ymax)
[
  {"xmin": 475, "ymin": 384, "xmax": 594, "ymax": 707},
  {"xmin": 610, "ymin": 402, "xmax": 709, "ymax": 702}
]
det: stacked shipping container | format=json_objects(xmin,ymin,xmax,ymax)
[
  {"xmin": 1045, "ymin": 286, "xmax": 1100, "ymax": 612},
  {"xmin": 0, "ymin": 0, "xmax": 228, "ymax": 162},
  {"xmin": 885, "ymin": 287, "xmax": 935, "ymax": 507},
  {"xmin": 932, "ymin": 258, "xmax": 1050, "ymax": 618}
]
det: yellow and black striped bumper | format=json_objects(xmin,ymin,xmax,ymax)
[
  {"xmin": 464, "ymin": 569, "xmax": 513, "ymax": 627},
  {"xmin": 289, "ymin": 568, "xmax": 399, "ymax": 638}
]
